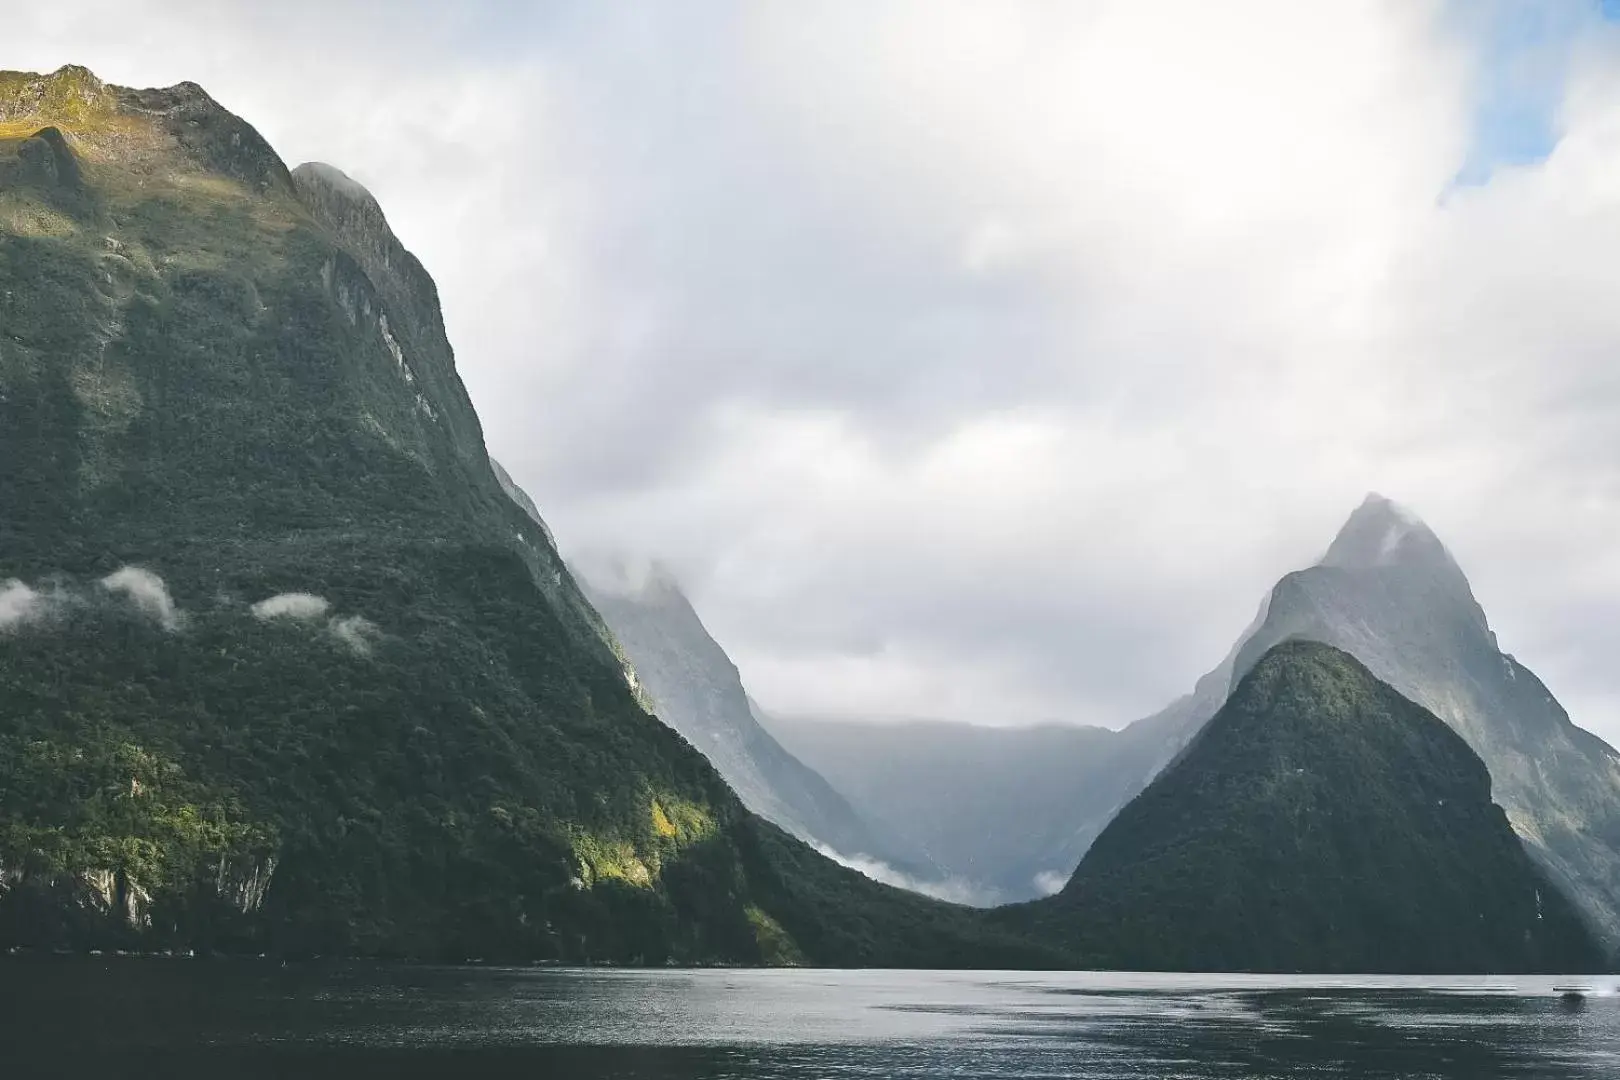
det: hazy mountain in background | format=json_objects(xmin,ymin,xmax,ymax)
[
  {"xmin": 761, "ymin": 594, "xmax": 1275, "ymax": 905},
  {"xmin": 775, "ymin": 493, "xmax": 1620, "ymax": 939},
  {"xmin": 762, "ymin": 716, "xmax": 1122, "ymax": 904},
  {"xmin": 1010, "ymin": 640, "xmax": 1602, "ymax": 974},
  {"xmin": 571, "ymin": 559, "xmax": 946, "ymax": 891},
  {"xmin": 0, "ymin": 64, "xmax": 1057, "ymax": 968}
]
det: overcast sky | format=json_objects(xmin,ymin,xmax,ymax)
[{"xmin": 11, "ymin": 1, "xmax": 1620, "ymax": 737}]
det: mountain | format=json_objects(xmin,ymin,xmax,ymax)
[
  {"xmin": 1000, "ymin": 492, "xmax": 1620, "ymax": 951},
  {"xmin": 1203, "ymin": 495, "xmax": 1620, "ymax": 951},
  {"xmin": 571, "ymin": 559, "xmax": 928, "ymax": 880},
  {"xmin": 0, "ymin": 65, "xmax": 1056, "ymax": 968},
  {"xmin": 762, "ymin": 715, "xmax": 1124, "ymax": 904},
  {"xmin": 1014, "ymin": 640, "xmax": 1603, "ymax": 973},
  {"xmin": 774, "ymin": 492, "xmax": 1620, "ymax": 940}
]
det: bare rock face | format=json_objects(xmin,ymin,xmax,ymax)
[{"xmin": 573, "ymin": 557, "xmax": 936, "ymax": 884}]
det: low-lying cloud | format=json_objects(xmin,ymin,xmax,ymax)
[
  {"xmin": 250, "ymin": 590, "xmax": 381, "ymax": 657},
  {"xmin": 329, "ymin": 614, "xmax": 381, "ymax": 657},
  {"xmin": 3, "ymin": 570, "xmax": 387, "ymax": 660},
  {"xmin": 100, "ymin": 566, "xmax": 183, "ymax": 631},
  {"xmin": 251, "ymin": 592, "xmax": 332, "ymax": 622},
  {"xmin": 1, "ymin": 567, "xmax": 183, "ymax": 633},
  {"xmin": 1030, "ymin": 870, "xmax": 1068, "ymax": 898},
  {"xmin": 0, "ymin": 580, "xmax": 49, "ymax": 631},
  {"xmin": 810, "ymin": 841, "xmax": 1000, "ymax": 907}
]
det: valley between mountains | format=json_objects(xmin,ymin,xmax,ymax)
[{"xmin": 2, "ymin": 64, "xmax": 1616, "ymax": 974}]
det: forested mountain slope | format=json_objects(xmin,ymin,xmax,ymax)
[
  {"xmin": 0, "ymin": 64, "xmax": 1052, "ymax": 967},
  {"xmin": 1011, "ymin": 641, "xmax": 1603, "ymax": 974}
]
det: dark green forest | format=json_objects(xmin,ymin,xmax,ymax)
[{"xmin": 1003, "ymin": 640, "xmax": 1603, "ymax": 973}]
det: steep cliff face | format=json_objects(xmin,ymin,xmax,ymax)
[
  {"xmin": 573, "ymin": 561, "xmax": 927, "ymax": 881},
  {"xmin": 1018, "ymin": 641, "xmax": 1602, "ymax": 974},
  {"xmin": 0, "ymin": 65, "xmax": 1046, "ymax": 967}
]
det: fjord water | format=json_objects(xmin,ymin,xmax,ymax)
[{"xmin": 7, "ymin": 961, "xmax": 1620, "ymax": 1078}]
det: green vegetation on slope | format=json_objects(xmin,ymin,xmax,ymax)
[
  {"xmin": 0, "ymin": 65, "xmax": 1056, "ymax": 967},
  {"xmin": 1007, "ymin": 640, "xmax": 1603, "ymax": 974}
]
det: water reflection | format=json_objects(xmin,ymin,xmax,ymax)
[{"xmin": 4, "ymin": 959, "xmax": 1618, "ymax": 1079}]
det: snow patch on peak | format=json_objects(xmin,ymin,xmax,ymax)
[{"xmin": 1375, "ymin": 519, "xmax": 1413, "ymax": 565}]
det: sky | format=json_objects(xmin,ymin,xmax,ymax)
[{"xmin": 9, "ymin": 1, "xmax": 1620, "ymax": 737}]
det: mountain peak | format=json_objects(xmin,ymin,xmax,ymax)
[
  {"xmin": 0, "ymin": 65, "xmax": 118, "ymax": 128},
  {"xmin": 1319, "ymin": 493, "xmax": 1452, "ymax": 572},
  {"xmin": 2, "ymin": 65, "xmax": 290, "ymax": 194}
]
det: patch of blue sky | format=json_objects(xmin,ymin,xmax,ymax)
[{"xmin": 1449, "ymin": 0, "xmax": 1613, "ymax": 187}]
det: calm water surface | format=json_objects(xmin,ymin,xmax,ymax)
[{"xmin": 4, "ymin": 960, "xmax": 1619, "ymax": 1078}]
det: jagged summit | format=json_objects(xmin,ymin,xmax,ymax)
[{"xmin": 1320, "ymin": 492, "xmax": 1454, "ymax": 572}]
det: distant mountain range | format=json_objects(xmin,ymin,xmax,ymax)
[
  {"xmin": 767, "ymin": 495, "xmax": 1620, "ymax": 951},
  {"xmin": 762, "ymin": 714, "xmax": 1120, "ymax": 904}
]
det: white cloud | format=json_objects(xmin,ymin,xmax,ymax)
[
  {"xmin": 9, "ymin": 3, "xmax": 1620, "ymax": 741},
  {"xmin": 1031, "ymin": 871, "xmax": 1069, "ymax": 898},
  {"xmin": 0, "ymin": 580, "xmax": 48, "ymax": 631},
  {"xmin": 329, "ymin": 614, "xmax": 381, "ymax": 657},
  {"xmin": 809, "ymin": 841, "xmax": 999, "ymax": 908},
  {"xmin": 251, "ymin": 592, "xmax": 331, "ymax": 622},
  {"xmin": 99, "ymin": 566, "xmax": 181, "ymax": 631}
]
